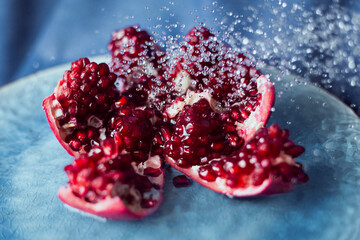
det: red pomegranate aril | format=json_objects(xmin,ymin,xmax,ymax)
[
  {"xmin": 231, "ymin": 108, "xmax": 240, "ymax": 120},
  {"xmin": 98, "ymin": 63, "xmax": 110, "ymax": 76},
  {"xmin": 76, "ymin": 185, "xmax": 88, "ymax": 197},
  {"xmin": 252, "ymin": 168, "xmax": 269, "ymax": 186},
  {"xmin": 75, "ymin": 130, "xmax": 87, "ymax": 144},
  {"xmin": 285, "ymin": 145, "xmax": 305, "ymax": 158},
  {"xmin": 91, "ymin": 176, "xmax": 107, "ymax": 190},
  {"xmin": 211, "ymin": 142, "xmax": 223, "ymax": 151},
  {"xmin": 172, "ymin": 175, "xmax": 192, "ymax": 188},
  {"xmin": 69, "ymin": 139, "xmax": 82, "ymax": 151},
  {"xmin": 85, "ymin": 191, "xmax": 97, "ymax": 203},
  {"xmin": 88, "ymin": 62, "xmax": 99, "ymax": 73},
  {"xmin": 116, "ymin": 96, "xmax": 128, "ymax": 107},
  {"xmin": 198, "ymin": 166, "xmax": 217, "ymax": 182},
  {"xmin": 223, "ymin": 161, "xmax": 241, "ymax": 176},
  {"xmin": 210, "ymin": 161, "xmax": 226, "ymax": 178},
  {"xmin": 141, "ymin": 199, "xmax": 157, "ymax": 208},
  {"xmin": 241, "ymin": 109, "xmax": 249, "ymax": 119},
  {"xmin": 143, "ymin": 167, "xmax": 162, "ymax": 177}
]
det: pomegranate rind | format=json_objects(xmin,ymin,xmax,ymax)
[
  {"xmin": 58, "ymin": 184, "xmax": 164, "ymax": 220},
  {"xmin": 165, "ymin": 155, "xmax": 296, "ymax": 197},
  {"xmin": 42, "ymin": 94, "xmax": 76, "ymax": 157},
  {"xmin": 237, "ymin": 75, "xmax": 275, "ymax": 142},
  {"xmin": 58, "ymin": 153, "xmax": 165, "ymax": 220}
]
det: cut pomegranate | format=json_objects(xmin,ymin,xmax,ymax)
[
  {"xmin": 166, "ymin": 124, "xmax": 308, "ymax": 196},
  {"xmin": 43, "ymin": 25, "xmax": 307, "ymax": 220},
  {"xmin": 58, "ymin": 140, "xmax": 164, "ymax": 220}
]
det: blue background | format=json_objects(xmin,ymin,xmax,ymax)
[{"xmin": 0, "ymin": 0, "xmax": 359, "ymax": 114}]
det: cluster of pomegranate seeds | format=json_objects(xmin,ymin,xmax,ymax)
[
  {"xmin": 64, "ymin": 140, "xmax": 161, "ymax": 209},
  {"xmin": 107, "ymin": 100, "xmax": 155, "ymax": 161},
  {"xmin": 108, "ymin": 25, "xmax": 166, "ymax": 84},
  {"xmin": 54, "ymin": 58, "xmax": 119, "ymax": 153},
  {"xmin": 123, "ymin": 75, "xmax": 176, "ymax": 111},
  {"xmin": 198, "ymin": 124, "xmax": 308, "ymax": 188},
  {"xmin": 208, "ymin": 51, "xmax": 261, "ymax": 110},
  {"xmin": 109, "ymin": 26, "xmax": 179, "ymax": 111},
  {"xmin": 173, "ymin": 26, "xmax": 222, "ymax": 88},
  {"xmin": 165, "ymin": 98, "xmax": 243, "ymax": 168}
]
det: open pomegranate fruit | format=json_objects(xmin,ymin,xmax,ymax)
[
  {"xmin": 43, "ymin": 25, "xmax": 308, "ymax": 220},
  {"xmin": 58, "ymin": 139, "xmax": 164, "ymax": 220}
]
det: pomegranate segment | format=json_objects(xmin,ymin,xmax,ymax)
[
  {"xmin": 166, "ymin": 26, "xmax": 275, "ymax": 143},
  {"xmin": 166, "ymin": 124, "xmax": 308, "ymax": 197},
  {"xmin": 108, "ymin": 25, "xmax": 166, "ymax": 89},
  {"xmin": 58, "ymin": 141, "xmax": 164, "ymax": 220},
  {"xmin": 173, "ymin": 26, "xmax": 223, "ymax": 88},
  {"xmin": 42, "ymin": 58, "xmax": 120, "ymax": 156},
  {"xmin": 108, "ymin": 26, "xmax": 178, "ymax": 111}
]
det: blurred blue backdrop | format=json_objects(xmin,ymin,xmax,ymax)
[{"xmin": 0, "ymin": 0, "xmax": 359, "ymax": 114}]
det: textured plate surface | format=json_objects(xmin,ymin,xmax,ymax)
[{"xmin": 1, "ymin": 56, "xmax": 360, "ymax": 240}]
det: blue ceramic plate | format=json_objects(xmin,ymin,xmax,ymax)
[{"xmin": 1, "ymin": 56, "xmax": 359, "ymax": 240}]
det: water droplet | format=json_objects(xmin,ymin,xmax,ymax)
[{"xmin": 32, "ymin": 62, "xmax": 39, "ymax": 69}]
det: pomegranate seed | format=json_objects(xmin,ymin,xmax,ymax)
[
  {"xmin": 88, "ymin": 62, "xmax": 98, "ymax": 73},
  {"xmin": 211, "ymin": 142, "xmax": 223, "ymax": 151},
  {"xmin": 77, "ymin": 186, "xmax": 88, "ymax": 197},
  {"xmin": 198, "ymin": 166, "xmax": 217, "ymax": 182},
  {"xmin": 85, "ymin": 191, "xmax": 97, "ymax": 203},
  {"xmin": 76, "ymin": 130, "xmax": 88, "ymax": 144},
  {"xmin": 116, "ymin": 96, "xmax": 128, "ymax": 106},
  {"xmin": 252, "ymin": 168, "xmax": 269, "ymax": 186},
  {"xmin": 172, "ymin": 175, "xmax": 192, "ymax": 188},
  {"xmin": 231, "ymin": 109, "xmax": 240, "ymax": 120},
  {"xmin": 69, "ymin": 139, "xmax": 82, "ymax": 151},
  {"xmin": 285, "ymin": 145, "xmax": 305, "ymax": 158},
  {"xmin": 143, "ymin": 167, "xmax": 162, "ymax": 177},
  {"xmin": 141, "ymin": 199, "xmax": 157, "ymax": 208},
  {"xmin": 240, "ymin": 109, "xmax": 249, "ymax": 119},
  {"xmin": 97, "ymin": 63, "xmax": 110, "ymax": 76}
]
